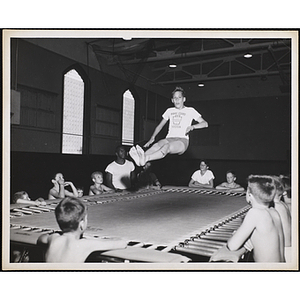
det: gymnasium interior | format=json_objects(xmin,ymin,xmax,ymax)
[{"xmin": 4, "ymin": 30, "xmax": 297, "ymax": 268}]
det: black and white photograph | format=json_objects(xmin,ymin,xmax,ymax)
[{"xmin": 2, "ymin": 29, "xmax": 298, "ymax": 272}]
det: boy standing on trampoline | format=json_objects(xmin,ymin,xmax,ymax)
[{"xmin": 130, "ymin": 87, "xmax": 208, "ymax": 166}]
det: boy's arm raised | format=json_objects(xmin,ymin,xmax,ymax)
[
  {"xmin": 64, "ymin": 182, "xmax": 79, "ymax": 197},
  {"xmin": 50, "ymin": 180, "xmax": 65, "ymax": 199}
]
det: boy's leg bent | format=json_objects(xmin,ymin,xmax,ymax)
[
  {"xmin": 168, "ymin": 140, "xmax": 187, "ymax": 155},
  {"xmin": 145, "ymin": 139, "xmax": 187, "ymax": 162},
  {"xmin": 145, "ymin": 139, "xmax": 169, "ymax": 155},
  {"xmin": 145, "ymin": 142, "xmax": 171, "ymax": 162}
]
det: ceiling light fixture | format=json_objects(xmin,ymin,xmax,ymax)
[
  {"xmin": 169, "ymin": 64, "xmax": 177, "ymax": 68},
  {"xmin": 198, "ymin": 83, "xmax": 205, "ymax": 87},
  {"xmin": 244, "ymin": 53, "xmax": 252, "ymax": 59}
]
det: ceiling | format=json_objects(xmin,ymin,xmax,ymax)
[{"xmin": 89, "ymin": 38, "xmax": 291, "ymax": 92}]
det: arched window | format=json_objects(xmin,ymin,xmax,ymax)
[
  {"xmin": 62, "ymin": 69, "xmax": 84, "ymax": 154},
  {"xmin": 122, "ymin": 90, "xmax": 135, "ymax": 146}
]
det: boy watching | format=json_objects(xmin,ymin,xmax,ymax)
[
  {"xmin": 273, "ymin": 176, "xmax": 292, "ymax": 262},
  {"xmin": 48, "ymin": 172, "xmax": 79, "ymax": 199},
  {"xmin": 215, "ymin": 170, "xmax": 245, "ymax": 193},
  {"xmin": 105, "ymin": 145, "xmax": 136, "ymax": 191},
  {"xmin": 210, "ymin": 175, "xmax": 285, "ymax": 263},
  {"xmin": 76, "ymin": 187, "xmax": 84, "ymax": 197},
  {"xmin": 37, "ymin": 197, "xmax": 127, "ymax": 263},
  {"xmin": 89, "ymin": 171, "xmax": 113, "ymax": 195},
  {"xmin": 12, "ymin": 191, "xmax": 46, "ymax": 206}
]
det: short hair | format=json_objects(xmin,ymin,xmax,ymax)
[
  {"xmin": 200, "ymin": 160, "xmax": 209, "ymax": 167},
  {"xmin": 55, "ymin": 197, "xmax": 87, "ymax": 233},
  {"xmin": 273, "ymin": 176, "xmax": 284, "ymax": 197},
  {"xmin": 12, "ymin": 191, "xmax": 27, "ymax": 204},
  {"xmin": 226, "ymin": 170, "xmax": 236, "ymax": 177},
  {"xmin": 91, "ymin": 171, "xmax": 103, "ymax": 180},
  {"xmin": 247, "ymin": 175, "xmax": 276, "ymax": 204},
  {"xmin": 172, "ymin": 86, "xmax": 185, "ymax": 98},
  {"xmin": 115, "ymin": 145, "xmax": 125, "ymax": 153}
]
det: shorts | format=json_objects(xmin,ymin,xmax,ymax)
[{"xmin": 165, "ymin": 137, "xmax": 189, "ymax": 155}]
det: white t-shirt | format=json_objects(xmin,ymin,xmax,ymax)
[
  {"xmin": 162, "ymin": 106, "xmax": 201, "ymax": 140},
  {"xmin": 105, "ymin": 160, "xmax": 135, "ymax": 190},
  {"xmin": 191, "ymin": 169, "xmax": 215, "ymax": 184}
]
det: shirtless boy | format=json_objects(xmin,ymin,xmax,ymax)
[
  {"xmin": 48, "ymin": 173, "xmax": 79, "ymax": 199},
  {"xmin": 89, "ymin": 171, "xmax": 113, "ymax": 195},
  {"xmin": 273, "ymin": 176, "xmax": 292, "ymax": 262},
  {"xmin": 226, "ymin": 175, "xmax": 285, "ymax": 262},
  {"xmin": 37, "ymin": 197, "xmax": 127, "ymax": 263},
  {"xmin": 12, "ymin": 191, "xmax": 46, "ymax": 206}
]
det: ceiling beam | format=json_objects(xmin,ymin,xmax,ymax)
[
  {"xmin": 152, "ymin": 70, "xmax": 281, "ymax": 85},
  {"xmin": 152, "ymin": 47, "xmax": 290, "ymax": 83},
  {"xmin": 108, "ymin": 40, "xmax": 291, "ymax": 65}
]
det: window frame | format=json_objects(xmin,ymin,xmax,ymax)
[
  {"xmin": 122, "ymin": 89, "xmax": 135, "ymax": 146},
  {"xmin": 61, "ymin": 67, "xmax": 88, "ymax": 155}
]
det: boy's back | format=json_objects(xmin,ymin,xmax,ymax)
[
  {"xmin": 44, "ymin": 233, "xmax": 89, "ymax": 263},
  {"xmin": 216, "ymin": 175, "xmax": 286, "ymax": 263},
  {"xmin": 249, "ymin": 207, "xmax": 285, "ymax": 262},
  {"xmin": 227, "ymin": 206, "xmax": 285, "ymax": 262},
  {"xmin": 39, "ymin": 232, "xmax": 127, "ymax": 263},
  {"xmin": 38, "ymin": 196, "xmax": 127, "ymax": 263}
]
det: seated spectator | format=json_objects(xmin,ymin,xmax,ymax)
[
  {"xmin": 77, "ymin": 187, "xmax": 84, "ymax": 198},
  {"xmin": 89, "ymin": 171, "xmax": 114, "ymax": 195},
  {"xmin": 273, "ymin": 175, "xmax": 292, "ymax": 262},
  {"xmin": 137, "ymin": 162, "xmax": 162, "ymax": 190},
  {"xmin": 37, "ymin": 197, "xmax": 127, "ymax": 263},
  {"xmin": 48, "ymin": 172, "xmax": 79, "ymax": 199},
  {"xmin": 105, "ymin": 145, "xmax": 136, "ymax": 191},
  {"xmin": 12, "ymin": 191, "xmax": 46, "ymax": 206},
  {"xmin": 210, "ymin": 175, "xmax": 285, "ymax": 263},
  {"xmin": 188, "ymin": 160, "xmax": 214, "ymax": 189},
  {"xmin": 216, "ymin": 170, "xmax": 245, "ymax": 193}
]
